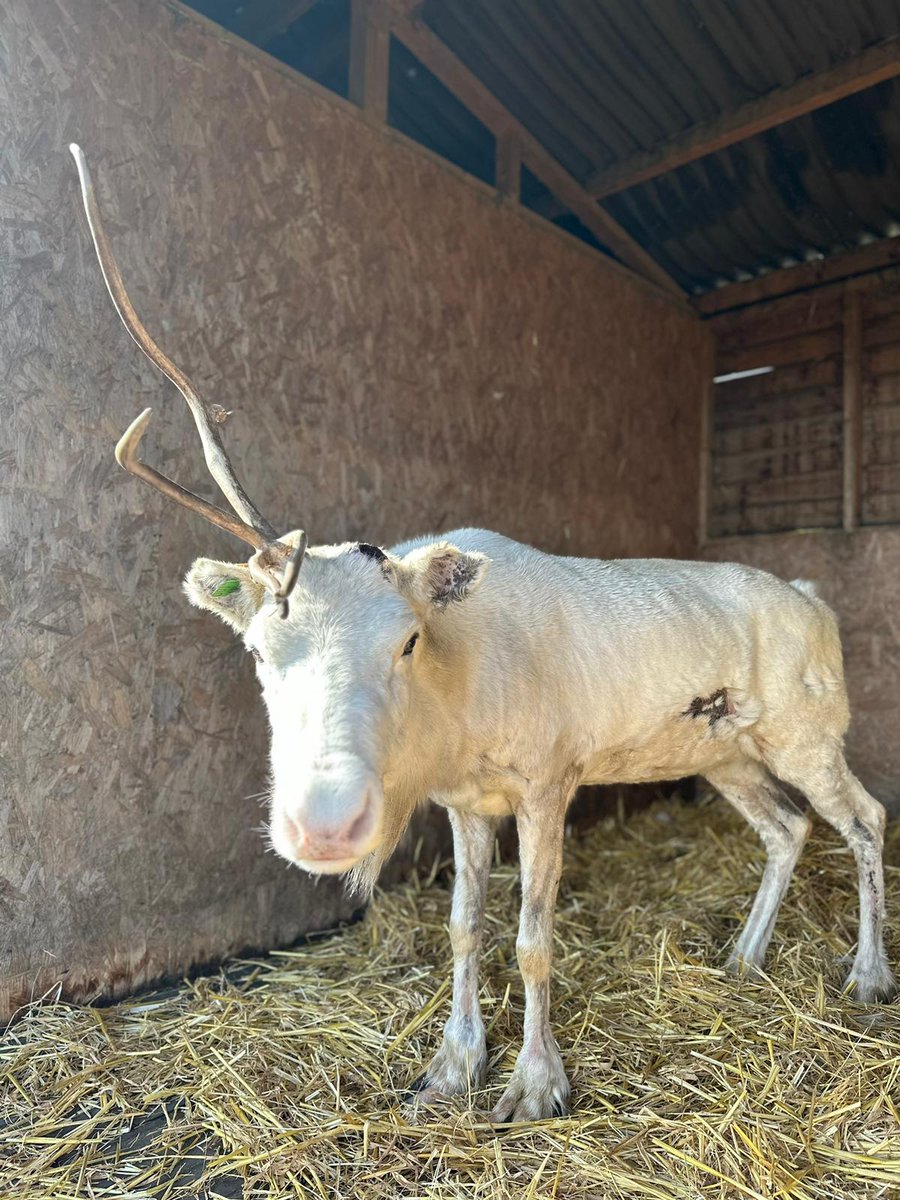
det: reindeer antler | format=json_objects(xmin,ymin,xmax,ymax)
[{"xmin": 70, "ymin": 143, "xmax": 305, "ymax": 615}]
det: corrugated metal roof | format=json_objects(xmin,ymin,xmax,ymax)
[
  {"xmin": 420, "ymin": 0, "xmax": 900, "ymax": 292},
  {"xmin": 183, "ymin": 0, "xmax": 900, "ymax": 293},
  {"xmin": 604, "ymin": 82, "xmax": 900, "ymax": 290}
]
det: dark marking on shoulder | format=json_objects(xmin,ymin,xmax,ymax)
[{"xmin": 683, "ymin": 688, "xmax": 736, "ymax": 727}]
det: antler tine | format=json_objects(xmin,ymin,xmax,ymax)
[
  {"xmin": 116, "ymin": 408, "xmax": 271, "ymax": 551},
  {"xmin": 69, "ymin": 143, "xmax": 279, "ymax": 543}
]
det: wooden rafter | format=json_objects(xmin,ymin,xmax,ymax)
[
  {"xmin": 385, "ymin": 7, "xmax": 683, "ymax": 297},
  {"xmin": 586, "ymin": 38, "xmax": 900, "ymax": 199},
  {"xmin": 694, "ymin": 237, "xmax": 900, "ymax": 316},
  {"xmin": 349, "ymin": 0, "xmax": 390, "ymax": 120}
]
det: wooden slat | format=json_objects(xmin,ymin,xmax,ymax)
[
  {"xmin": 385, "ymin": 7, "xmax": 683, "ymax": 297},
  {"xmin": 709, "ymin": 497, "xmax": 842, "ymax": 537},
  {"xmin": 860, "ymin": 276, "xmax": 900, "ymax": 320},
  {"xmin": 714, "ymin": 374, "xmax": 841, "ymax": 416},
  {"xmin": 715, "ymin": 417, "xmax": 842, "ymax": 459},
  {"xmin": 714, "ymin": 470, "xmax": 843, "ymax": 507},
  {"xmin": 587, "ymin": 38, "xmax": 900, "ymax": 199},
  {"xmin": 863, "ymin": 310, "xmax": 900, "ymax": 349},
  {"xmin": 867, "ymin": 342, "xmax": 900, "ymax": 377},
  {"xmin": 711, "ymin": 288, "xmax": 844, "ymax": 355},
  {"xmin": 864, "ymin": 492, "xmax": 900, "ymax": 521},
  {"xmin": 865, "ymin": 395, "xmax": 900, "ymax": 426},
  {"xmin": 716, "ymin": 359, "xmax": 840, "ymax": 403},
  {"xmin": 349, "ymin": 0, "xmax": 390, "ymax": 121},
  {"xmin": 717, "ymin": 327, "xmax": 843, "ymax": 374},
  {"xmin": 866, "ymin": 377, "xmax": 900, "ymax": 406},
  {"xmin": 865, "ymin": 463, "xmax": 900, "ymax": 493},
  {"xmin": 714, "ymin": 444, "xmax": 840, "ymax": 485},
  {"xmin": 695, "ymin": 239, "xmax": 900, "ymax": 316}
]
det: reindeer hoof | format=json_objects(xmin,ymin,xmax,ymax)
[
  {"xmin": 844, "ymin": 961, "xmax": 897, "ymax": 1004},
  {"xmin": 489, "ymin": 1047, "xmax": 570, "ymax": 1124},
  {"xmin": 405, "ymin": 1037, "xmax": 488, "ymax": 1111}
]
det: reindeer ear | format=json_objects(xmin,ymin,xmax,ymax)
[
  {"xmin": 398, "ymin": 542, "xmax": 489, "ymax": 609},
  {"xmin": 184, "ymin": 559, "xmax": 266, "ymax": 633}
]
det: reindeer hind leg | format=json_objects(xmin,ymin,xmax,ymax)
[
  {"xmin": 763, "ymin": 744, "xmax": 895, "ymax": 1003},
  {"xmin": 704, "ymin": 758, "xmax": 811, "ymax": 974}
]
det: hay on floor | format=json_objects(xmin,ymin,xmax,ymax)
[{"xmin": 3, "ymin": 796, "xmax": 900, "ymax": 1199}]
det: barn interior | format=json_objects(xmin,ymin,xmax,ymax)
[{"xmin": 3, "ymin": 0, "xmax": 900, "ymax": 1195}]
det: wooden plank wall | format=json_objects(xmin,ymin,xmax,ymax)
[
  {"xmin": 708, "ymin": 272, "xmax": 900, "ymax": 537},
  {"xmin": 0, "ymin": 0, "xmax": 707, "ymax": 1018},
  {"xmin": 709, "ymin": 291, "xmax": 844, "ymax": 537},
  {"xmin": 862, "ymin": 278, "xmax": 900, "ymax": 523}
]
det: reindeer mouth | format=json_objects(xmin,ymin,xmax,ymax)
[{"xmin": 293, "ymin": 853, "xmax": 368, "ymax": 876}]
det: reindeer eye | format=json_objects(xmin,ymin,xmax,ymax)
[
  {"xmin": 402, "ymin": 632, "xmax": 419, "ymax": 657},
  {"xmin": 250, "ymin": 646, "xmax": 263, "ymax": 664}
]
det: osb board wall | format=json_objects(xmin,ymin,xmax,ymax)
[
  {"xmin": 703, "ymin": 530, "xmax": 900, "ymax": 812},
  {"xmin": 0, "ymin": 0, "xmax": 706, "ymax": 1019}
]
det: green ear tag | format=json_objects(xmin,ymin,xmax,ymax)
[{"xmin": 211, "ymin": 578, "xmax": 241, "ymax": 598}]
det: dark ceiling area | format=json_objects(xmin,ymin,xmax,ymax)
[{"xmin": 184, "ymin": 0, "xmax": 900, "ymax": 295}]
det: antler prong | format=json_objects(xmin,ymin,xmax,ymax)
[
  {"xmin": 71, "ymin": 142, "xmax": 306, "ymax": 610},
  {"xmin": 115, "ymin": 408, "xmax": 271, "ymax": 550}
]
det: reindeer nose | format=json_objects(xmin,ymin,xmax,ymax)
[
  {"xmin": 292, "ymin": 792, "xmax": 376, "ymax": 859},
  {"xmin": 280, "ymin": 777, "xmax": 381, "ymax": 873}
]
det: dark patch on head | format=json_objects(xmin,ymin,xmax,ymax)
[
  {"xmin": 683, "ymin": 688, "xmax": 736, "ymax": 727},
  {"xmin": 355, "ymin": 542, "xmax": 387, "ymax": 563}
]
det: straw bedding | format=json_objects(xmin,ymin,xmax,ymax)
[{"xmin": 3, "ymin": 794, "xmax": 900, "ymax": 1199}]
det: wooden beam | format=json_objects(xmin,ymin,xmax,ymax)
[
  {"xmin": 586, "ymin": 38, "xmax": 900, "ymax": 199},
  {"xmin": 386, "ymin": 8, "xmax": 683, "ymax": 297},
  {"xmin": 349, "ymin": 0, "xmax": 390, "ymax": 122},
  {"xmin": 717, "ymin": 326, "xmax": 843, "ymax": 375},
  {"xmin": 495, "ymin": 132, "xmax": 520, "ymax": 201},
  {"xmin": 842, "ymin": 290, "xmax": 863, "ymax": 532},
  {"xmin": 694, "ymin": 237, "xmax": 900, "ymax": 316},
  {"xmin": 233, "ymin": 0, "xmax": 319, "ymax": 47}
]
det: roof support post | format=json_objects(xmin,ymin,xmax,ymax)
[
  {"xmin": 495, "ymin": 132, "xmax": 521, "ymax": 201},
  {"xmin": 350, "ymin": 0, "xmax": 390, "ymax": 122}
]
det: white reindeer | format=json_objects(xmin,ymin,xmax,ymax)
[{"xmin": 72, "ymin": 146, "xmax": 895, "ymax": 1124}]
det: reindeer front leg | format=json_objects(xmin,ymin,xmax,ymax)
[
  {"xmin": 410, "ymin": 807, "xmax": 495, "ymax": 1105},
  {"xmin": 491, "ymin": 789, "xmax": 570, "ymax": 1123}
]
